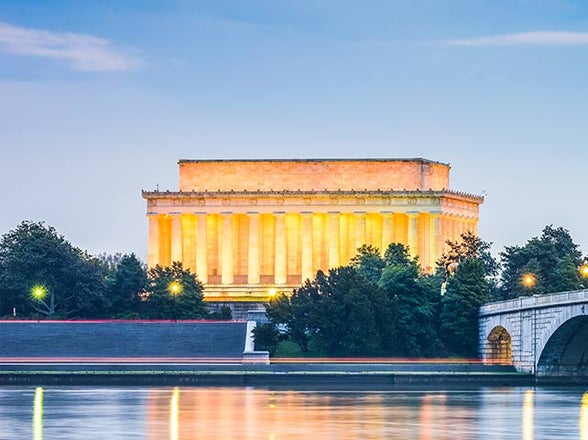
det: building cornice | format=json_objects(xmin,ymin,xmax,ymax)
[
  {"xmin": 142, "ymin": 188, "xmax": 483, "ymax": 203},
  {"xmin": 178, "ymin": 158, "xmax": 450, "ymax": 166}
]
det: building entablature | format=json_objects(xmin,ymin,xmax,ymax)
[{"xmin": 142, "ymin": 189, "xmax": 482, "ymax": 217}]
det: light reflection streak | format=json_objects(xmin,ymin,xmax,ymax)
[
  {"xmin": 522, "ymin": 389, "xmax": 534, "ymax": 440},
  {"xmin": 580, "ymin": 392, "xmax": 588, "ymax": 440},
  {"xmin": 170, "ymin": 387, "xmax": 180, "ymax": 440},
  {"xmin": 33, "ymin": 387, "xmax": 43, "ymax": 440}
]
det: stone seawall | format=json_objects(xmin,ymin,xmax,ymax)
[{"xmin": 0, "ymin": 321, "xmax": 247, "ymax": 358}]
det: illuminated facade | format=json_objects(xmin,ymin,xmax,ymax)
[{"xmin": 142, "ymin": 159, "xmax": 483, "ymax": 301}]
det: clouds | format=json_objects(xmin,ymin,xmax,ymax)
[
  {"xmin": 450, "ymin": 31, "xmax": 588, "ymax": 47},
  {"xmin": 0, "ymin": 22, "xmax": 143, "ymax": 72}
]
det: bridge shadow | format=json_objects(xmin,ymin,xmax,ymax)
[{"xmin": 538, "ymin": 315, "xmax": 588, "ymax": 378}]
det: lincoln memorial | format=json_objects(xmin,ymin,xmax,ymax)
[{"xmin": 142, "ymin": 159, "xmax": 483, "ymax": 301}]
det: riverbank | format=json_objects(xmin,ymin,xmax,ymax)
[{"xmin": 0, "ymin": 361, "xmax": 534, "ymax": 388}]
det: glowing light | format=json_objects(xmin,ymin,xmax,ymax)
[
  {"xmin": 268, "ymin": 288, "xmax": 277, "ymax": 297},
  {"xmin": 522, "ymin": 389, "xmax": 534, "ymax": 440},
  {"xmin": 168, "ymin": 281, "xmax": 182, "ymax": 296},
  {"xmin": 522, "ymin": 274, "xmax": 536, "ymax": 288},
  {"xmin": 31, "ymin": 285, "xmax": 47, "ymax": 300},
  {"xmin": 581, "ymin": 392, "xmax": 588, "ymax": 440},
  {"xmin": 580, "ymin": 265, "xmax": 588, "ymax": 278},
  {"xmin": 33, "ymin": 387, "xmax": 43, "ymax": 440},
  {"xmin": 170, "ymin": 387, "xmax": 180, "ymax": 440}
]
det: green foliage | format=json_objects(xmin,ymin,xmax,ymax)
[
  {"xmin": 143, "ymin": 261, "xmax": 208, "ymax": 319},
  {"xmin": 0, "ymin": 221, "xmax": 109, "ymax": 318},
  {"xmin": 384, "ymin": 243, "xmax": 416, "ymax": 267},
  {"xmin": 437, "ymin": 230, "xmax": 499, "ymax": 277},
  {"xmin": 266, "ymin": 267, "xmax": 395, "ymax": 356},
  {"xmin": 251, "ymin": 322, "xmax": 284, "ymax": 354},
  {"xmin": 103, "ymin": 253, "xmax": 147, "ymax": 318},
  {"xmin": 274, "ymin": 341, "xmax": 304, "ymax": 357},
  {"xmin": 440, "ymin": 258, "xmax": 490, "ymax": 357},
  {"xmin": 208, "ymin": 305, "xmax": 233, "ymax": 320},
  {"xmin": 378, "ymin": 256, "xmax": 442, "ymax": 357},
  {"xmin": 350, "ymin": 244, "xmax": 385, "ymax": 284},
  {"xmin": 500, "ymin": 225, "xmax": 584, "ymax": 298}
]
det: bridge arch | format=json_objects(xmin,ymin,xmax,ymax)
[
  {"xmin": 537, "ymin": 315, "xmax": 588, "ymax": 377},
  {"xmin": 485, "ymin": 326, "xmax": 512, "ymax": 365}
]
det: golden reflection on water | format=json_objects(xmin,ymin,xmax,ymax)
[
  {"xmin": 580, "ymin": 392, "xmax": 588, "ymax": 440},
  {"xmin": 29, "ymin": 386, "xmax": 588, "ymax": 439},
  {"xmin": 33, "ymin": 386, "xmax": 43, "ymax": 440},
  {"xmin": 169, "ymin": 387, "xmax": 180, "ymax": 440},
  {"xmin": 143, "ymin": 388, "xmax": 476, "ymax": 440},
  {"xmin": 522, "ymin": 389, "xmax": 534, "ymax": 440}
]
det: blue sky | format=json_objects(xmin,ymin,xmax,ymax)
[{"xmin": 1, "ymin": 0, "xmax": 588, "ymax": 260}]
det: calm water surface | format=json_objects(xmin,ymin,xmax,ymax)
[{"xmin": 0, "ymin": 385, "xmax": 586, "ymax": 439}]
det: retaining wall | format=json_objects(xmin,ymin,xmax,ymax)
[{"xmin": 0, "ymin": 321, "xmax": 247, "ymax": 358}]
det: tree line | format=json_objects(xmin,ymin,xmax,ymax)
[
  {"xmin": 254, "ymin": 226, "xmax": 587, "ymax": 358},
  {"xmin": 0, "ymin": 221, "xmax": 226, "ymax": 320},
  {"xmin": 0, "ymin": 220, "xmax": 585, "ymax": 358}
]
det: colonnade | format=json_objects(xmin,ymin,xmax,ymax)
[{"xmin": 147, "ymin": 210, "xmax": 477, "ymax": 286}]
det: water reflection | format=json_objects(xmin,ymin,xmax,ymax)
[
  {"xmin": 169, "ymin": 387, "xmax": 179, "ymax": 440},
  {"xmin": 33, "ymin": 387, "xmax": 43, "ymax": 440},
  {"xmin": 581, "ymin": 392, "xmax": 588, "ymax": 440},
  {"xmin": 2, "ymin": 386, "xmax": 586, "ymax": 439},
  {"xmin": 522, "ymin": 389, "xmax": 534, "ymax": 440}
]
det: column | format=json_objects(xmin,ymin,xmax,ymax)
[
  {"xmin": 381, "ymin": 212, "xmax": 394, "ymax": 255},
  {"xmin": 456, "ymin": 216, "xmax": 465, "ymax": 239},
  {"xmin": 407, "ymin": 211, "xmax": 419, "ymax": 258},
  {"xmin": 221, "ymin": 212, "xmax": 233, "ymax": 284},
  {"xmin": 170, "ymin": 212, "xmax": 182, "ymax": 263},
  {"xmin": 196, "ymin": 213, "xmax": 208, "ymax": 283},
  {"xmin": 247, "ymin": 212, "xmax": 260, "ymax": 284},
  {"xmin": 274, "ymin": 212, "xmax": 287, "ymax": 284},
  {"xmin": 147, "ymin": 213, "xmax": 160, "ymax": 268},
  {"xmin": 328, "ymin": 212, "xmax": 340, "ymax": 268},
  {"xmin": 450, "ymin": 215, "xmax": 459, "ymax": 242},
  {"xmin": 471, "ymin": 218, "xmax": 479, "ymax": 236},
  {"xmin": 355, "ymin": 211, "xmax": 366, "ymax": 251},
  {"xmin": 301, "ymin": 212, "xmax": 314, "ymax": 282},
  {"xmin": 429, "ymin": 212, "xmax": 441, "ymax": 270}
]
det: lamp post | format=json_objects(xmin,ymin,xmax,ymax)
[
  {"xmin": 521, "ymin": 273, "xmax": 537, "ymax": 374},
  {"xmin": 168, "ymin": 281, "xmax": 182, "ymax": 322},
  {"xmin": 30, "ymin": 285, "xmax": 54, "ymax": 319}
]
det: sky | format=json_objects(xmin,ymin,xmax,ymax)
[{"xmin": 1, "ymin": 0, "xmax": 588, "ymax": 261}]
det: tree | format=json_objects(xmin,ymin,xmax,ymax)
[
  {"xmin": 500, "ymin": 225, "xmax": 584, "ymax": 298},
  {"xmin": 103, "ymin": 253, "xmax": 147, "ymax": 318},
  {"xmin": 0, "ymin": 221, "xmax": 108, "ymax": 318},
  {"xmin": 143, "ymin": 261, "xmax": 208, "ymax": 319},
  {"xmin": 251, "ymin": 323, "xmax": 284, "ymax": 354},
  {"xmin": 379, "ymin": 261, "xmax": 441, "ymax": 356},
  {"xmin": 350, "ymin": 244, "xmax": 385, "ymax": 284},
  {"xmin": 437, "ymin": 230, "xmax": 499, "ymax": 277},
  {"xmin": 265, "ymin": 267, "xmax": 395, "ymax": 356},
  {"xmin": 436, "ymin": 231, "xmax": 500, "ymax": 300},
  {"xmin": 384, "ymin": 243, "xmax": 416, "ymax": 267},
  {"xmin": 440, "ymin": 258, "xmax": 490, "ymax": 357}
]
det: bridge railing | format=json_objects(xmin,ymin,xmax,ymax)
[{"xmin": 480, "ymin": 289, "xmax": 588, "ymax": 316}]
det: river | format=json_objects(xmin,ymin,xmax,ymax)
[{"xmin": 0, "ymin": 386, "xmax": 586, "ymax": 439}]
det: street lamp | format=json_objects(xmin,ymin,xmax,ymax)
[
  {"xmin": 522, "ymin": 273, "xmax": 536, "ymax": 289},
  {"xmin": 168, "ymin": 281, "xmax": 182, "ymax": 321},
  {"xmin": 580, "ymin": 264, "xmax": 588, "ymax": 279},
  {"xmin": 30, "ymin": 284, "xmax": 55, "ymax": 319}
]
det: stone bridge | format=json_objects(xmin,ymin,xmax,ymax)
[{"xmin": 479, "ymin": 289, "xmax": 588, "ymax": 379}]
